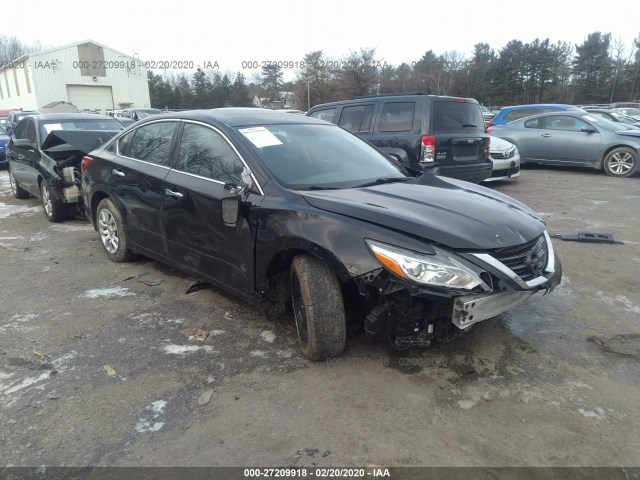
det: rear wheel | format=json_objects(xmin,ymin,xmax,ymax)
[
  {"xmin": 290, "ymin": 254, "xmax": 346, "ymax": 360},
  {"xmin": 8, "ymin": 165, "xmax": 29, "ymax": 199},
  {"xmin": 40, "ymin": 180, "xmax": 67, "ymax": 222},
  {"xmin": 96, "ymin": 198, "xmax": 134, "ymax": 263},
  {"xmin": 603, "ymin": 147, "xmax": 637, "ymax": 177}
]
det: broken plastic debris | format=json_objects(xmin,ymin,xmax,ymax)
[
  {"xmin": 194, "ymin": 329, "xmax": 209, "ymax": 341},
  {"xmin": 550, "ymin": 231, "xmax": 623, "ymax": 244},
  {"xmin": 186, "ymin": 282, "xmax": 213, "ymax": 294},
  {"xmin": 103, "ymin": 365, "xmax": 117, "ymax": 377},
  {"xmin": 198, "ymin": 389, "xmax": 214, "ymax": 406},
  {"xmin": 33, "ymin": 351, "xmax": 46, "ymax": 360}
]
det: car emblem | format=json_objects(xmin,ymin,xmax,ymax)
[{"xmin": 523, "ymin": 251, "xmax": 540, "ymax": 274}]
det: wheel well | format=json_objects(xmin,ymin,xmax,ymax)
[
  {"xmin": 90, "ymin": 192, "xmax": 110, "ymax": 228},
  {"xmin": 601, "ymin": 145, "xmax": 637, "ymax": 169},
  {"xmin": 262, "ymin": 247, "xmax": 356, "ymax": 319}
]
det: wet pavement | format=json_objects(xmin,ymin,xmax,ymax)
[{"xmin": 0, "ymin": 166, "xmax": 639, "ymax": 468}]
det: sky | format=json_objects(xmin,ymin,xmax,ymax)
[{"xmin": 5, "ymin": 0, "xmax": 639, "ymax": 81}]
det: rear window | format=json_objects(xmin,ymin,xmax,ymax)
[
  {"xmin": 433, "ymin": 101, "xmax": 485, "ymax": 133},
  {"xmin": 378, "ymin": 102, "xmax": 415, "ymax": 132},
  {"xmin": 39, "ymin": 118, "xmax": 122, "ymax": 142}
]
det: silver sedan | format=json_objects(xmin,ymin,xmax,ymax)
[{"xmin": 488, "ymin": 112, "xmax": 640, "ymax": 177}]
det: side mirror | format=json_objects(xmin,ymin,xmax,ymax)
[
  {"xmin": 13, "ymin": 138, "xmax": 35, "ymax": 149},
  {"xmin": 581, "ymin": 127, "xmax": 597, "ymax": 134}
]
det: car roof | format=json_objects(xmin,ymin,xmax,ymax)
[
  {"xmin": 309, "ymin": 94, "xmax": 479, "ymax": 110},
  {"xmin": 500, "ymin": 104, "xmax": 580, "ymax": 110},
  {"xmin": 157, "ymin": 108, "xmax": 328, "ymax": 127},
  {"xmin": 33, "ymin": 113, "xmax": 117, "ymax": 121}
]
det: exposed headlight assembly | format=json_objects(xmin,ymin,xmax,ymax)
[{"xmin": 366, "ymin": 239, "xmax": 487, "ymax": 290}]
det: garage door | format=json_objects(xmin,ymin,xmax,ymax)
[{"xmin": 67, "ymin": 85, "xmax": 114, "ymax": 111}]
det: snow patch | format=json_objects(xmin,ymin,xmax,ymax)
[
  {"xmin": 135, "ymin": 420, "xmax": 164, "ymax": 432},
  {"xmin": 578, "ymin": 407, "xmax": 605, "ymax": 421},
  {"xmin": 82, "ymin": 287, "xmax": 134, "ymax": 299},
  {"xmin": 260, "ymin": 330, "xmax": 276, "ymax": 343},
  {"xmin": 249, "ymin": 350, "xmax": 269, "ymax": 358},
  {"xmin": 2, "ymin": 372, "xmax": 51, "ymax": 395},
  {"xmin": 162, "ymin": 345, "xmax": 215, "ymax": 355}
]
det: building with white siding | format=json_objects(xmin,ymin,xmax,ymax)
[{"xmin": 0, "ymin": 40, "xmax": 151, "ymax": 113}]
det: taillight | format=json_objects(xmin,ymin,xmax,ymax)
[
  {"xmin": 486, "ymin": 120, "xmax": 494, "ymax": 128},
  {"xmin": 80, "ymin": 156, "xmax": 93, "ymax": 173},
  {"xmin": 420, "ymin": 135, "xmax": 436, "ymax": 162},
  {"xmin": 453, "ymin": 98, "xmax": 467, "ymax": 103}
]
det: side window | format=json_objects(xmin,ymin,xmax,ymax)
[
  {"xmin": 176, "ymin": 123, "xmax": 246, "ymax": 186},
  {"xmin": 308, "ymin": 108, "xmax": 337, "ymax": 122},
  {"xmin": 544, "ymin": 115, "xmax": 586, "ymax": 132},
  {"xmin": 128, "ymin": 122, "xmax": 177, "ymax": 166},
  {"xmin": 338, "ymin": 105, "xmax": 374, "ymax": 132},
  {"xmin": 504, "ymin": 108, "xmax": 537, "ymax": 121},
  {"xmin": 13, "ymin": 119, "xmax": 28, "ymax": 139},
  {"xmin": 378, "ymin": 102, "xmax": 415, "ymax": 132},
  {"xmin": 524, "ymin": 118, "xmax": 541, "ymax": 129},
  {"xmin": 24, "ymin": 119, "xmax": 36, "ymax": 143},
  {"xmin": 117, "ymin": 130, "xmax": 134, "ymax": 156}
]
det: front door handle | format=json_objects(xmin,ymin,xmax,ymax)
[
  {"xmin": 112, "ymin": 169, "xmax": 125, "ymax": 177},
  {"xmin": 165, "ymin": 189, "xmax": 183, "ymax": 199},
  {"xmin": 541, "ymin": 133, "xmax": 551, "ymax": 138}
]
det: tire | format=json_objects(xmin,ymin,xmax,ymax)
[
  {"xmin": 96, "ymin": 198, "xmax": 134, "ymax": 262},
  {"xmin": 8, "ymin": 165, "xmax": 29, "ymax": 199},
  {"xmin": 603, "ymin": 147, "xmax": 637, "ymax": 177},
  {"xmin": 40, "ymin": 180, "xmax": 67, "ymax": 222},
  {"xmin": 290, "ymin": 254, "xmax": 346, "ymax": 360}
]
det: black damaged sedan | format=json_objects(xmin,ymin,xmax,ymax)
[{"xmin": 81, "ymin": 108, "xmax": 561, "ymax": 360}]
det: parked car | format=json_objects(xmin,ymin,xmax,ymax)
[
  {"xmin": 0, "ymin": 125, "xmax": 9, "ymax": 169},
  {"xmin": 120, "ymin": 108, "xmax": 162, "ymax": 121},
  {"xmin": 81, "ymin": 108, "xmax": 561, "ymax": 360},
  {"xmin": 610, "ymin": 102, "xmax": 640, "ymax": 109},
  {"xmin": 480, "ymin": 105, "xmax": 494, "ymax": 122},
  {"xmin": 583, "ymin": 109, "xmax": 640, "ymax": 129},
  {"xmin": 613, "ymin": 107, "xmax": 640, "ymax": 121},
  {"xmin": 484, "ymin": 136, "xmax": 520, "ymax": 181},
  {"xmin": 6, "ymin": 110, "xmax": 41, "ymax": 136},
  {"xmin": 488, "ymin": 111, "xmax": 640, "ymax": 177},
  {"xmin": 487, "ymin": 104, "xmax": 584, "ymax": 127},
  {"xmin": 0, "ymin": 115, "xmax": 9, "ymax": 129},
  {"xmin": 307, "ymin": 93, "xmax": 492, "ymax": 183},
  {"xmin": 7, "ymin": 113, "xmax": 124, "ymax": 221}
]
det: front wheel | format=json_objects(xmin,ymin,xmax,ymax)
[
  {"xmin": 290, "ymin": 255, "xmax": 346, "ymax": 360},
  {"xmin": 40, "ymin": 180, "xmax": 67, "ymax": 222},
  {"xmin": 96, "ymin": 198, "xmax": 134, "ymax": 262},
  {"xmin": 603, "ymin": 147, "xmax": 637, "ymax": 177}
]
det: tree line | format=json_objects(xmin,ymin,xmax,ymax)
[{"xmin": 3, "ymin": 32, "xmax": 639, "ymax": 110}]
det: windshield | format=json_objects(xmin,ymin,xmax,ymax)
[
  {"xmin": 39, "ymin": 118, "xmax": 123, "ymax": 146},
  {"xmin": 581, "ymin": 114, "xmax": 627, "ymax": 132},
  {"xmin": 238, "ymin": 123, "xmax": 406, "ymax": 189},
  {"xmin": 617, "ymin": 108, "xmax": 640, "ymax": 116}
]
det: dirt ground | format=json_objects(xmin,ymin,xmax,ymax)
[{"xmin": 1, "ymin": 166, "xmax": 639, "ymax": 470}]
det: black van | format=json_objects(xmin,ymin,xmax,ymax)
[{"xmin": 307, "ymin": 93, "xmax": 492, "ymax": 183}]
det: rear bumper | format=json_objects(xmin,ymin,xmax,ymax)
[{"xmin": 440, "ymin": 163, "xmax": 492, "ymax": 183}]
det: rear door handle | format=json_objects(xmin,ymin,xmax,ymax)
[
  {"xmin": 541, "ymin": 133, "xmax": 551, "ymax": 138},
  {"xmin": 112, "ymin": 169, "xmax": 125, "ymax": 177},
  {"xmin": 165, "ymin": 189, "xmax": 183, "ymax": 199}
]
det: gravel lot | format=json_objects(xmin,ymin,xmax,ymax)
[{"xmin": 0, "ymin": 166, "xmax": 639, "ymax": 470}]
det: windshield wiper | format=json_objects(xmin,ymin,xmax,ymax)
[
  {"xmin": 305, "ymin": 185, "xmax": 339, "ymax": 190},
  {"xmin": 354, "ymin": 177, "xmax": 411, "ymax": 188}
]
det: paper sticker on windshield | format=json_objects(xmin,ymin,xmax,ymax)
[
  {"xmin": 43, "ymin": 123, "xmax": 63, "ymax": 134},
  {"xmin": 583, "ymin": 115, "xmax": 597, "ymax": 122},
  {"xmin": 239, "ymin": 127, "xmax": 282, "ymax": 148}
]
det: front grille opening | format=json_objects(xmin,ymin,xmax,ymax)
[{"xmin": 491, "ymin": 235, "xmax": 548, "ymax": 281}]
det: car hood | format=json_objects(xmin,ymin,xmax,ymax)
[
  {"xmin": 300, "ymin": 176, "xmax": 546, "ymax": 250},
  {"xmin": 614, "ymin": 129, "xmax": 640, "ymax": 139},
  {"xmin": 41, "ymin": 130, "xmax": 120, "ymax": 154},
  {"xmin": 489, "ymin": 136, "xmax": 515, "ymax": 152}
]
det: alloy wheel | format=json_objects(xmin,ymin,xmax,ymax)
[
  {"xmin": 98, "ymin": 208, "xmax": 119, "ymax": 254},
  {"xmin": 42, "ymin": 183, "xmax": 53, "ymax": 217},
  {"xmin": 607, "ymin": 151, "xmax": 634, "ymax": 175}
]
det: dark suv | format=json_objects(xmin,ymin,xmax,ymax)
[{"xmin": 307, "ymin": 93, "xmax": 492, "ymax": 183}]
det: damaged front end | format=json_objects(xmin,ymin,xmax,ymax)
[{"xmin": 355, "ymin": 232, "xmax": 561, "ymax": 348}]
